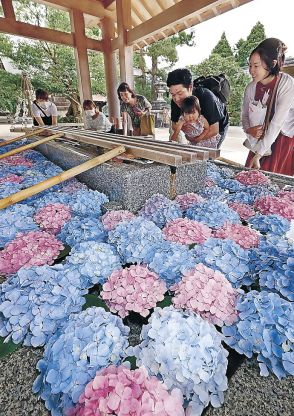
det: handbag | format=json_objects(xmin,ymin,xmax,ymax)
[
  {"xmin": 140, "ymin": 112, "xmax": 155, "ymax": 136},
  {"xmin": 33, "ymin": 101, "xmax": 53, "ymax": 126}
]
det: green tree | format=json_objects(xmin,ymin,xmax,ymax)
[
  {"xmin": 189, "ymin": 54, "xmax": 250, "ymax": 125},
  {"xmin": 235, "ymin": 21, "xmax": 266, "ymax": 67},
  {"xmin": 211, "ymin": 32, "xmax": 233, "ymax": 58}
]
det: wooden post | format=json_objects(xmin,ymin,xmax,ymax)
[
  {"xmin": 0, "ymin": 145, "xmax": 125, "ymax": 209},
  {"xmin": 0, "ymin": 128, "xmax": 45, "ymax": 147},
  {"xmin": 70, "ymin": 9, "xmax": 92, "ymax": 103},
  {"xmin": 0, "ymin": 133, "xmax": 63, "ymax": 160},
  {"xmin": 1, "ymin": 0, "xmax": 16, "ymax": 20},
  {"xmin": 116, "ymin": 0, "xmax": 134, "ymax": 86},
  {"xmin": 101, "ymin": 17, "xmax": 120, "ymax": 121}
]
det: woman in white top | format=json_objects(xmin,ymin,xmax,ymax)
[
  {"xmin": 32, "ymin": 89, "xmax": 58, "ymax": 126},
  {"xmin": 242, "ymin": 38, "xmax": 294, "ymax": 176}
]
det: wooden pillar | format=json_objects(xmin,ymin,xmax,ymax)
[
  {"xmin": 101, "ymin": 17, "xmax": 120, "ymax": 121},
  {"xmin": 70, "ymin": 9, "xmax": 92, "ymax": 103},
  {"xmin": 1, "ymin": 0, "xmax": 16, "ymax": 20},
  {"xmin": 116, "ymin": 0, "xmax": 134, "ymax": 87}
]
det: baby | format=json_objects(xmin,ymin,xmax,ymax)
[
  {"xmin": 83, "ymin": 100, "xmax": 113, "ymax": 132},
  {"xmin": 171, "ymin": 96, "xmax": 220, "ymax": 148}
]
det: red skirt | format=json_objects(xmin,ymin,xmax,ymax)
[{"xmin": 245, "ymin": 133, "xmax": 294, "ymax": 176}]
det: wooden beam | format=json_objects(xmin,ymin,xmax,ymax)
[
  {"xmin": 116, "ymin": 0, "xmax": 133, "ymax": 86},
  {"xmin": 34, "ymin": 0, "xmax": 113, "ymax": 19},
  {"xmin": 127, "ymin": 0, "xmax": 222, "ymax": 45},
  {"xmin": 1, "ymin": 0, "xmax": 15, "ymax": 20},
  {"xmin": 103, "ymin": 0, "xmax": 115, "ymax": 8}
]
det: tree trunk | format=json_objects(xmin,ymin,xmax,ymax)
[
  {"xmin": 66, "ymin": 92, "xmax": 82, "ymax": 122},
  {"xmin": 151, "ymin": 56, "xmax": 158, "ymax": 101}
]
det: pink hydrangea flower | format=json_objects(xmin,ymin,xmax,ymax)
[
  {"xmin": 175, "ymin": 193, "xmax": 204, "ymax": 210},
  {"xmin": 61, "ymin": 179, "xmax": 87, "ymax": 193},
  {"xmin": 101, "ymin": 265, "xmax": 167, "ymax": 318},
  {"xmin": 0, "ymin": 174, "xmax": 23, "ymax": 184},
  {"xmin": 254, "ymin": 196, "xmax": 294, "ymax": 220},
  {"xmin": 162, "ymin": 218, "xmax": 211, "ymax": 245},
  {"xmin": 205, "ymin": 178, "xmax": 216, "ymax": 187},
  {"xmin": 228, "ymin": 202, "xmax": 255, "ymax": 222},
  {"xmin": 0, "ymin": 231, "xmax": 64, "ymax": 275},
  {"xmin": 214, "ymin": 222, "xmax": 260, "ymax": 249},
  {"xmin": 172, "ymin": 263, "xmax": 239, "ymax": 327},
  {"xmin": 2, "ymin": 155, "xmax": 33, "ymax": 167},
  {"xmin": 235, "ymin": 170, "xmax": 270, "ymax": 185},
  {"xmin": 34, "ymin": 203, "xmax": 72, "ymax": 235},
  {"xmin": 277, "ymin": 190, "xmax": 294, "ymax": 203},
  {"xmin": 67, "ymin": 365, "xmax": 184, "ymax": 416},
  {"xmin": 101, "ymin": 210, "xmax": 136, "ymax": 231}
]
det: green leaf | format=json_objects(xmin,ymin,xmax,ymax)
[
  {"xmin": 0, "ymin": 336, "xmax": 19, "ymax": 359},
  {"xmin": 124, "ymin": 356, "xmax": 137, "ymax": 370},
  {"xmin": 55, "ymin": 244, "xmax": 71, "ymax": 263},
  {"xmin": 82, "ymin": 294, "xmax": 110, "ymax": 312},
  {"xmin": 156, "ymin": 294, "xmax": 173, "ymax": 309}
]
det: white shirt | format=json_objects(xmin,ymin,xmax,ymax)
[
  {"xmin": 84, "ymin": 110, "xmax": 112, "ymax": 132},
  {"xmin": 32, "ymin": 101, "xmax": 58, "ymax": 118},
  {"xmin": 242, "ymin": 72, "xmax": 294, "ymax": 156}
]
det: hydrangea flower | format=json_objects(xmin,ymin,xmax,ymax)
[
  {"xmin": 101, "ymin": 210, "xmax": 135, "ymax": 231},
  {"xmin": 67, "ymin": 364, "xmax": 185, "ymax": 416},
  {"xmin": 214, "ymin": 222, "xmax": 260, "ymax": 249},
  {"xmin": 33, "ymin": 307, "xmax": 130, "ymax": 415},
  {"xmin": 0, "ymin": 265, "xmax": 86, "ymax": 346},
  {"xmin": 175, "ymin": 193, "xmax": 204, "ymax": 211},
  {"xmin": 23, "ymin": 149, "xmax": 46, "ymax": 162},
  {"xmin": 21, "ymin": 170, "xmax": 48, "ymax": 187},
  {"xmin": 69, "ymin": 189, "xmax": 109, "ymax": 217},
  {"xmin": 198, "ymin": 186, "xmax": 227, "ymax": 201},
  {"xmin": 162, "ymin": 218, "xmax": 211, "ymax": 245},
  {"xmin": 0, "ymin": 231, "xmax": 64, "ymax": 276},
  {"xmin": 58, "ymin": 216, "xmax": 107, "ymax": 247},
  {"xmin": 32, "ymin": 191, "xmax": 72, "ymax": 209},
  {"xmin": 217, "ymin": 179, "xmax": 245, "ymax": 193},
  {"xmin": 108, "ymin": 217, "xmax": 163, "ymax": 264},
  {"xmin": 205, "ymin": 178, "xmax": 216, "ymax": 187},
  {"xmin": 60, "ymin": 179, "xmax": 88, "ymax": 193},
  {"xmin": 191, "ymin": 238, "xmax": 251, "ymax": 287},
  {"xmin": 249, "ymin": 214, "xmax": 290, "ymax": 237},
  {"xmin": 138, "ymin": 194, "xmax": 182, "ymax": 228},
  {"xmin": 2, "ymin": 155, "xmax": 33, "ymax": 167},
  {"xmin": 0, "ymin": 182, "xmax": 22, "ymax": 197},
  {"xmin": 0, "ymin": 204, "xmax": 38, "ymax": 247},
  {"xmin": 66, "ymin": 242, "xmax": 122, "ymax": 288},
  {"xmin": 222, "ymin": 291, "xmax": 294, "ymax": 379},
  {"xmin": 171, "ymin": 264, "xmax": 239, "ymax": 326},
  {"xmin": 228, "ymin": 202, "xmax": 255, "ymax": 222},
  {"xmin": 146, "ymin": 240, "xmax": 197, "ymax": 287},
  {"xmin": 186, "ymin": 201, "xmax": 240, "ymax": 228},
  {"xmin": 226, "ymin": 191, "xmax": 256, "ymax": 205},
  {"xmin": 131, "ymin": 307, "xmax": 228, "ymax": 415},
  {"xmin": 34, "ymin": 203, "xmax": 72, "ymax": 235},
  {"xmin": 255, "ymin": 196, "xmax": 294, "ymax": 220},
  {"xmin": 102, "ymin": 265, "xmax": 166, "ymax": 317},
  {"xmin": 277, "ymin": 190, "xmax": 294, "ymax": 203},
  {"xmin": 235, "ymin": 170, "xmax": 270, "ymax": 185},
  {"xmin": 0, "ymin": 174, "xmax": 23, "ymax": 184}
]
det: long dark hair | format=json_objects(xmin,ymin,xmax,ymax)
[
  {"xmin": 117, "ymin": 82, "xmax": 136, "ymax": 101},
  {"xmin": 250, "ymin": 38, "xmax": 287, "ymax": 76}
]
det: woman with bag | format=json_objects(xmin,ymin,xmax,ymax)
[
  {"xmin": 32, "ymin": 89, "xmax": 58, "ymax": 126},
  {"xmin": 117, "ymin": 82, "xmax": 152, "ymax": 136},
  {"xmin": 242, "ymin": 38, "xmax": 294, "ymax": 175}
]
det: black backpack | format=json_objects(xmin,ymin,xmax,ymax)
[{"xmin": 193, "ymin": 74, "xmax": 230, "ymax": 104}]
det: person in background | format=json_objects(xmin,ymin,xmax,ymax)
[
  {"xmin": 83, "ymin": 100, "xmax": 113, "ymax": 132},
  {"xmin": 166, "ymin": 68, "xmax": 228, "ymax": 147},
  {"xmin": 32, "ymin": 89, "xmax": 58, "ymax": 126},
  {"xmin": 171, "ymin": 96, "xmax": 220, "ymax": 148},
  {"xmin": 117, "ymin": 82, "xmax": 152, "ymax": 136},
  {"xmin": 242, "ymin": 38, "xmax": 294, "ymax": 175}
]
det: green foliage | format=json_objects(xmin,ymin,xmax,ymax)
[
  {"xmin": 82, "ymin": 294, "xmax": 109, "ymax": 312},
  {"xmin": 189, "ymin": 54, "xmax": 250, "ymax": 125},
  {"xmin": 0, "ymin": 69, "xmax": 21, "ymax": 113},
  {"xmin": 235, "ymin": 21, "xmax": 266, "ymax": 67},
  {"xmin": 211, "ymin": 32, "xmax": 233, "ymax": 58},
  {"xmin": 0, "ymin": 337, "xmax": 19, "ymax": 359}
]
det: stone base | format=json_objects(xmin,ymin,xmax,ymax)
[{"xmin": 36, "ymin": 141, "xmax": 206, "ymax": 212}]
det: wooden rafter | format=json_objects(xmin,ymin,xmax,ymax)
[
  {"xmin": 1, "ymin": 0, "xmax": 15, "ymax": 19},
  {"xmin": 34, "ymin": 0, "xmax": 113, "ymax": 19}
]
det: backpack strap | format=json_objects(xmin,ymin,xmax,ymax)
[{"xmin": 33, "ymin": 100, "xmax": 48, "ymax": 118}]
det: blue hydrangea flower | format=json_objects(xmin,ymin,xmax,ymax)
[
  {"xmin": 130, "ymin": 306, "xmax": 228, "ymax": 415},
  {"xmin": 69, "ymin": 189, "xmax": 108, "ymax": 217},
  {"xmin": 32, "ymin": 191, "xmax": 72, "ymax": 209},
  {"xmin": 0, "ymin": 139, "xmax": 27, "ymax": 154},
  {"xmin": 0, "ymin": 265, "xmax": 87, "ymax": 347},
  {"xmin": 0, "ymin": 182, "xmax": 22, "ymax": 198},
  {"xmin": 186, "ymin": 201, "xmax": 240, "ymax": 228},
  {"xmin": 217, "ymin": 178, "xmax": 246, "ymax": 193},
  {"xmin": 222, "ymin": 291, "xmax": 294, "ymax": 379},
  {"xmin": 0, "ymin": 204, "xmax": 38, "ymax": 246},
  {"xmin": 146, "ymin": 240, "xmax": 197, "ymax": 287},
  {"xmin": 33, "ymin": 307, "xmax": 130, "ymax": 415},
  {"xmin": 108, "ymin": 216, "xmax": 163, "ymax": 264},
  {"xmin": 219, "ymin": 166, "xmax": 235, "ymax": 179},
  {"xmin": 23, "ymin": 149, "xmax": 47, "ymax": 163},
  {"xmin": 0, "ymin": 164, "xmax": 28, "ymax": 175},
  {"xmin": 21, "ymin": 170, "xmax": 48, "ymax": 187},
  {"xmin": 65, "ymin": 242, "xmax": 122, "ymax": 288},
  {"xmin": 198, "ymin": 186, "xmax": 227, "ymax": 201},
  {"xmin": 226, "ymin": 191, "xmax": 256, "ymax": 205},
  {"xmin": 58, "ymin": 216, "xmax": 107, "ymax": 247},
  {"xmin": 138, "ymin": 194, "xmax": 182, "ymax": 228},
  {"xmin": 249, "ymin": 214, "xmax": 290, "ymax": 237},
  {"xmin": 191, "ymin": 238, "xmax": 251, "ymax": 287}
]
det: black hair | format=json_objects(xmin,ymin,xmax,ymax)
[
  {"xmin": 83, "ymin": 99, "xmax": 95, "ymax": 109},
  {"xmin": 250, "ymin": 37, "xmax": 287, "ymax": 76},
  {"xmin": 181, "ymin": 96, "xmax": 201, "ymax": 115},
  {"xmin": 117, "ymin": 82, "xmax": 136, "ymax": 100},
  {"xmin": 35, "ymin": 89, "xmax": 49, "ymax": 100},
  {"xmin": 166, "ymin": 68, "xmax": 192, "ymax": 89}
]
